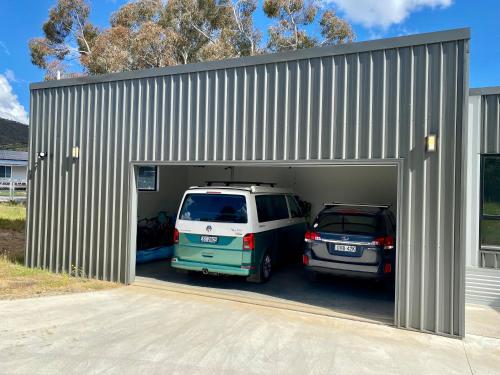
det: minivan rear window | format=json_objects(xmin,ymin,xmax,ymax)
[
  {"xmin": 179, "ymin": 193, "xmax": 247, "ymax": 223},
  {"xmin": 316, "ymin": 213, "xmax": 384, "ymax": 235}
]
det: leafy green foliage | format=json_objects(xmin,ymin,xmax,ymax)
[{"xmin": 29, "ymin": 0, "xmax": 354, "ymax": 77}]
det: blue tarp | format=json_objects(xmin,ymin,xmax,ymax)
[{"xmin": 136, "ymin": 246, "xmax": 173, "ymax": 264}]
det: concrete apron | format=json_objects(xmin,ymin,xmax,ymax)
[{"xmin": 134, "ymin": 277, "xmax": 394, "ymax": 327}]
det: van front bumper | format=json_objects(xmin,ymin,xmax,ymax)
[{"xmin": 171, "ymin": 258, "xmax": 251, "ymax": 276}]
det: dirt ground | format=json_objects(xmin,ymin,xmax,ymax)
[{"xmin": 0, "ymin": 228, "xmax": 25, "ymax": 262}]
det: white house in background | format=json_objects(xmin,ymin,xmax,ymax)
[{"xmin": 0, "ymin": 150, "xmax": 28, "ymax": 184}]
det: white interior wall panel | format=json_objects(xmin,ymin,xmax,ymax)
[{"xmin": 27, "ymin": 29, "xmax": 470, "ymax": 337}]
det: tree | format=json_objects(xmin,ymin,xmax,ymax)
[
  {"xmin": 263, "ymin": 0, "xmax": 354, "ymax": 51},
  {"xmin": 29, "ymin": 0, "xmax": 97, "ymax": 78},
  {"xmin": 29, "ymin": 0, "xmax": 353, "ymax": 78}
]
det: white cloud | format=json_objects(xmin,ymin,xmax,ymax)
[
  {"xmin": 0, "ymin": 41, "xmax": 10, "ymax": 56},
  {"xmin": 0, "ymin": 74, "xmax": 29, "ymax": 124},
  {"xmin": 4, "ymin": 69, "xmax": 16, "ymax": 82},
  {"xmin": 326, "ymin": 0, "xmax": 453, "ymax": 29}
]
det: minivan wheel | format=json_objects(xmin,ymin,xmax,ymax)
[{"xmin": 260, "ymin": 253, "xmax": 272, "ymax": 283}]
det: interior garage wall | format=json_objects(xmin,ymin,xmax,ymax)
[
  {"xmin": 27, "ymin": 29, "xmax": 469, "ymax": 337},
  {"xmin": 138, "ymin": 165, "xmax": 398, "ymax": 223}
]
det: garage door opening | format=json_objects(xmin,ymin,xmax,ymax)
[{"xmin": 132, "ymin": 163, "xmax": 400, "ymax": 325}]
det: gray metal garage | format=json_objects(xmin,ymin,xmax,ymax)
[
  {"xmin": 465, "ymin": 87, "xmax": 500, "ymax": 306},
  {"xmin": 27, "ymin": 28, "xmax": 470, "ymax": 337}
]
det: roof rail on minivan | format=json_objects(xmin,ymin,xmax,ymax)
[
  {"xmin": 324, "ymin": 202, "xmax": 391, "ymax": 209},
  {"xmin": 206, "ymin": 181, "xmax": 276, "ymax": 187}
]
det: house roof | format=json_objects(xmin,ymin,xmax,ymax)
[{"xmin": 0, "ymin": 150, "xmax": 28, "ymax": 166}]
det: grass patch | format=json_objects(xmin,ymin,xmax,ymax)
[
  {"xmin": 0, "ymin": 256, "xmax": 118, "ymax": 300},
  {"xmin": 0, "ymin": 202, "xmax": 26, "ymax": 232}
]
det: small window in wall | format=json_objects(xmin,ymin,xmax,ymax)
[
  {"xmin": 137, "ymin": 166, "xmax": 158, "ymax": 191},
  {"xmin": 480, "ymin": 156, "xmax": 500, "ymax": 248},
  {"xmin": 0, "ymin": 166, "xmax": 12, "ymax": 178}
]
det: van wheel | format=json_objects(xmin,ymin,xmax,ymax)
[{"xmin": 261, "ymin": 253, "xmax": 272, "ymax": 282}]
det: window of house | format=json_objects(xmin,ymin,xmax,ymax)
[
  {"xmin": 0, "ymin": 166, "xmax": 12, "ymax": 178},
  {"xmin": 480, "ymin": 156, "xmax": 500, "ymax": 248},
  {"xmin": 137, "ymin": 166, "xmax": 158, "ymax": 191}
]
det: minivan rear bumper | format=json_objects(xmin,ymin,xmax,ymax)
[{"xmin": 171, "ymin": 258, "xmax": 251, "ymax": 276}]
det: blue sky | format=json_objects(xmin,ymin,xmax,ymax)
[{"xmin": 0, "ymin": 0, "xmax": 499, "ymax": 124}]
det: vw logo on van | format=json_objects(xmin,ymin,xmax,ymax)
[
  {"xmin": 206, "ymin": 225, "xmax": 212, "ymax": 233},
  {"xmin": 342, "ymin": 236, "xmax": 349, "ymax": 241}
]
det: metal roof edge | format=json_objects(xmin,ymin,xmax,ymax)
[
  {"xmin": 470, "ymin": 86, "xmax": 500, "ymax": 96},
  {"xmin": 30, "ymin": 28, "xmax": 470, "ymax": 91}
]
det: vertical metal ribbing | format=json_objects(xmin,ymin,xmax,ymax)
[
  {"xmin": 330, "ymin": 57, "xmax": 336, "ymax": 159},
  {"xmin": 251, "ymin": 66, "xmax": 257, "ymax": 161},
  {"xmin": 354, "ymin": 53, "xmax": 360, "ymax": 159},
  {"xmin": 61, "ymin": 88, "xmax": 70, "ymax": 272},
  {"xmin": 48, "ymin": 89, "xmax": 58, "ymax": 271},
  {"xmin": 43, "ymin": 90, "xmax": 53, "ymax": 269},
  {"xmin": 368, "ymin": 52, "xmax": 373, "ymax": 159},
  {"xmin": 420, "ymin": 45, "xmax": 429, "ymax": 330},
  {"xmin": 272, "ymin": 64, "xmax": 279, "ymax": 160},
  {"xmin": 195, "ymin": 73, "xmax": 200, "ymax": 161},
  {"xmin": 317, "ymin": 59, "xmax": 324, "ymax": 159},
  {"xmin": 294, "ymin": 61, "xmax": 300, "ymax": 160},
  {"xmin": 262, "ymin": 65, "xmax": 268, "ymax": 160},
  {"xmin": 221, "ymin": 70, "xmax": 227, "ymax": 160},
  {"xmin": 232, "ymin": 69, "xmax": 238, "ymax": 160},
  {"xmin": 242, "ymin": 67, "xmax": 248, "ymax": 160},
  {"xmin": 450, "ymin": 42, "xmax": 459, "ymax": 335},
  {"xmin": 381, "ymin": 51, "xmax": 387, "ymax": 158},
  {"xmin": 102, "ymin": 83, "xmax": 112, "ymax": 279},
  {"xmin": 177, "ymin": 77, "xmax": 183, "ymax": 161},
  {"xmin": 405, "ymin": 46, "xmax": 415, "ymax": 328},
  {"xmin": 305, "ymin": 60, "xmax": 312, "ymax": 160},
  {"xmin": 213, "ymin": 72, "xmax": 219, "ymax": 160},
  {"xmin": 185, "ymin": 74, "xmax": 193, "ymax": 160},
  {"xmin": 109, "ymin": 82, "xmax": 120, "ymax": 280},
  {"xmin": 151, "ymin": 79, "xmax": 158, "ymax": 160},
  {"xmin": 395, "ymin": 49, "xmax": 401, "ymax": 158},
  {"xmin": 342, "ymin": 55, "xmax": 348, "ymax": 159},
  {"xmin": 160, "ymin": 77, "xmax": 166, "ymax": 160},
  {"xmin": 144, "ymin": 79, "xmax": 150, "ymax": 160},
  {"xmin": 204, "ymin": 72, "xmax": 209, "ymax": 160},
  {"xmin": 168, "ymin": 76, "xmax": 174, "ymax": 161},
  {"xmin": 283, "ymin": 62, "xmax": 289, "ymax": 160}
]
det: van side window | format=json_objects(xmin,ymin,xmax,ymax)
[
  {"xmin": 286, "ymin": 195, "xmax": 302, "ymax": 218},
  {"xmin": 256, "ymin": 195, "xmax": 289, "ymax": 222}
]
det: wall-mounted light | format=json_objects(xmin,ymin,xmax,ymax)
[
  {"xmin": 72, "ymin": 146, "xmax": 80, "ymax": 159},
  {"xmin": 426, "ymin": 134, "xmax": 437, "ymax": 153},
  {"xmin": 37, "ymin": 151, "xmax": 47, "ymax": 160}
]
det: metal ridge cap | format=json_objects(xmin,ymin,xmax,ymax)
[
  {"xmin": 30, "ymin": 28, "xmax": 470, "ymax": 91},
  {"xmin": 470, "ymin": 86, "xmax": 500, "ymax": 96}
]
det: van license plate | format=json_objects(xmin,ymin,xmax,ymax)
[
  {"xmin": 201, "ymin": 235, "xmax": 218, "ymax": 244},
  {"xmin": 335, "ymin": 244, "xmax": 356, "ymax": 253}
]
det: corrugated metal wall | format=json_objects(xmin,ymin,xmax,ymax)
[
  {"xmin": 481, "ymin": 93, "xmax": 500, "ymax": 154},
  {"xmin": 27, "ymin": 29, "xmax": 469, "ymax": 337},
  {"xmin": 477, "ymin": 91, "xmax": 500, "ymax": 268}
]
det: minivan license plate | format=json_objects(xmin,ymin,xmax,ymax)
[
  {"xmin": 201, "ymin": 235, "xmax": 218, "ymax": 244},
  {"xmin": 335, "ymin": 244, "xmax": 356, "ymax": 253}
]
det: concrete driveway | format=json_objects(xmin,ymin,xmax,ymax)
[{"xmin": 1, "ymin": 286, "xmax": 499, "ymax": 375}]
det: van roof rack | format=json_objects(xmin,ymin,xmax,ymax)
[
  {"xmin": 324, "ymin": 202, "xmax": 391, "ymax": 209},
  {"xmin": 206, "ymin": 181, "xmax": 276, "ymax": 187}
]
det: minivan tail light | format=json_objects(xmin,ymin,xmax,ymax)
[
  {"xmin": 243, "ymin": 233, "xmax": 255, "ymax": 250},
  {"xmin": 372, "ymin": 236, "xmax": 395, "ymax": 250},
  {"xmin": 173, "ymin": 228, "xmax": 179, "ymax": 244},
  {"xmin": 305, "ymin": 231, "xmax": 321, "ymax": 242},
  {"xmin": 302, "ymin": 254, "xmax": 309, "ymax": 265}
]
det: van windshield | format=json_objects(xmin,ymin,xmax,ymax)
[{"xmin": 179, "ymin": 193, "xmax": 248, "ymax": 223}]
